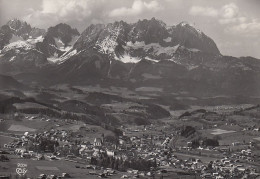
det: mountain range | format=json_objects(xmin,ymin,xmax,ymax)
[{"xmin": 0, "ymin": 18, "xmax": 259, "ymax": 97}]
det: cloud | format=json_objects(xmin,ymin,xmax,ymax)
[
  {"xmin": 189, "ymin": 3, "xmax": 240, "ymax": 24},
  {"xmin": 218, "ymin": 16, "xmax": 247, "ymax": 25},
  {"xmin": 221, "ymin": 3, "xmax": 239, "ymax": 19},
  {"xmin": 189, "ymin": 6, "xmax": 218, "ymax": 17},
  {"xmin": 219, "ymin": 3, "xmax": 260, "ymax": 36},
  {"xmin": 218, "ymin": 3, "xmax": 240, "ymax": 25},
  {"xmin": 189, "ymin": 3, "xmax": 260, "ymax": 38},
  {"xmin": 109, "ymin": 0, "xmax": 162, "ymax": 17},
  {"xmin": 23, "ymin": 0, "xmax": 107, "ymax": 28},
  {"xmin": 189, "ymin": 3, "xmax": 239, "ymax": 19},
  {"xmin": 189, "ymin": 3, "xmax": 247, "ymax": 27},
  {"xmin": 41, "ymin": 0, "xmax": 102, "ymax": 20},
  {"xmin": 225, "ymin": 19, "xmax": 260, "ymax": 37},
  {"xmin": 22, "ymin": 0, "xmax": 163, "ymax": 29}
]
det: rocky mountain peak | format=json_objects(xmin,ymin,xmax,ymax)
[
  {"xmin": 70, "ymin": 18, "xmax": 220, "ymax": 66},
  {"xmin": 0, "ymin": 19, "xmax": 46, "ymax": 50},
  {"xmin": 164, "ymin": 22, "xmax": 220, "ymax": 55},
  {"xmin": 35, "ymin": 23, "xmax": 80, "ymax": 61},
  {"xmin": 136, "ymin": 17, "xmax": 167, "ymax": 28},
  {"xmin": 47, "ymin": 23, "xmax": 80, "ymax": 45},
  {"xmin": 7, "ymin": 19, "xmax": 32, "ymax": 34},
  {"xmin": 6, "ymin": 19, "xmax": 36, "ymax": 39},
  {"xmin": 130, "ymin": 18, "xmax": 168, "ymax": 44},
  {"xmin": 0, "ymin": 18, "xmax": 259, "ymax": 97}
]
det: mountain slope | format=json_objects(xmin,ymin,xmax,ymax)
[
  {"xmin": 36, "ymin": 23, "xmax": 80, "ymax": 63},
  {"xmin": 0, "ymin": 19, "xmax": 48, "ymax": 72},
  {"xmin": 0, "ymin": 18, "xmax": 259, "ymax": 97},
  {"xmin": 0, "ymin": 19, "xmax": 45, "ymax": 50},
  {"xmin": 169, "ymin": 22, "xmax": 220, "ymax": 54},
  {"xmin": 0, "ymin": 74, "xmax": 26, "ymax": 90},
  {"xmin": 71, "ymin": 18, "xmax": 220, "ymax": 66}
]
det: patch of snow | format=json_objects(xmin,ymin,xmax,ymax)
[
  {"xmin": 165, "ymin": 58, "xmax": 182, "ymax": 65},
  {"xmin": 166, "ymin": 59, "xmax": 175, "ymax": 62},
  {"xmin": 126, "ymin": 41, "xmax": 144, "ymax": 48},
  {"xmin": 145, "ymin": 57, "xmax": 159, "ymax": 63},
  {"xmin": 47, "ymin": 52, "xmax": 60, "ymax": 63},
  {"xmin": 35, "ymin": 35, "xmax": 44, "ymax": 42},
  {"xmin": 9, "ymin": 56, "xmax": 16, "ymax": 62},
  {"xmin": 180, "ymin": 22, "xmax": 188, "ymax": 26},
  {"xmin": 60, "ymin": 46, "xmax": 73, "ymax": 52},
  {"xmin": 2, "ymin": 41, "xmax": 33, "ymax": 52},
  {"xmin": 188, "ymin": 48, "xmax": 200, "ymax": 52},
  {"xmin": 48, "ymin": 49, "xmax": 78, "ymax": 64},
  {"xmin": 9, "ymin": 26, "xmax": 16, "ymax": 31},
  {"xmin": 115, "ymin": 53, "xmax": 141, "ymax": 63},
  {"xmin": 53, "ymin": 36, "xmax": 79, "ymax": 52},
  {"xmin": 54, "ymin": 37, "xmax": 65, "ymax": 49},
  {"xmin": 47, "ymin": 57, "xmax": 61, "ymax": 63},
  {"xmin": 95, "ymin": 26, "xmax": 121, "ymax": 54},
  {"xmin": 195, "ymin": 28, "xmax": 202, "ymax": 35},
  {"xmin": 187, "ymin": 64, "xmax": 199, "ymax": 70},
  {"xmin": 27, "ymin": 35, "xmax": 44, "ymax": 44},
  {"xmin": 163, "ymin": 37, "xmax": 172, "ymax": 43},
  {"xmin": 60, "ymin": 49, "xmax": 77, "ymax": 60},
  {"xmin": 49, "ymin": 44, "xmax": 57, "ymax": 48},
  {"xmin": 96, "ymin": 36, "xmax": 118, "ymax": 54}
]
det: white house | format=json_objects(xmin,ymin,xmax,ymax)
[
  {"xmin": 106, "ymin": 150, "xmax": 115, "ymax": 157},
  {"xmin": 94, "ymin": 138, "xmax": 102, "ymax": 147}
]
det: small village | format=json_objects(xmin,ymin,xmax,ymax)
[{"xmin": 1, "ymin": 115, "xmax": 260, "ymax": 179}]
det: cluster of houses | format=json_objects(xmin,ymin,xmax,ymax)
[
  {"xmin": 2, "ymin": 121, "xmax": 260, "ymax": 179},
  {"xmin": 200, "ymin": 157, "xmax": 259, "ymax": 179},
  {"xmin": 4, "ymin": 129, "xmax": 69, "ymax": 150}
]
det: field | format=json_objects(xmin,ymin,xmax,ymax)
[
  {"xmin": 0, "ymin": 155, "xmax": 90, "ymax": 178},
  {"xmin": 254, "ymin": 137, "xmax": 260, "ymax": 142},
  {"xmin": 0, "ymin": 153, "xmax": 197, "ymax": 179},
  {"xmin": 8, "ymin": 125, "xmax": 36, "ymax": 132},
  {"xmin": 13, "ymin": 102, "xmax": 47, "ymax": 110},
  {"xmin": 0, "ymin": 135, "xmax": 14, "ymax": 147},
  {"xmin": 211, "ymin": 128, "xmax": 236, "ymax": 135},
  {"xmin": 135, "ymin": 87, "xmax": 163, "ymax": 92},
  {"xmin": 36, "ymin": 166, "xmax": 59, "ymax": 171},
  {"xmin": 0, "ymin": 154, "xmax": 152, "ymax": 179},
  {"xmin": 0, "ymin": 117, "xmax": 50, "ymax": 134},
  {"xmin": 196, "ymin": 126, "xmax": 259, "ymax": 146}
]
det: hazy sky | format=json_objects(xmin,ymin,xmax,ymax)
[{"xmin": 0, "ymin": 0, "xmax": 260, "ymax": 58}]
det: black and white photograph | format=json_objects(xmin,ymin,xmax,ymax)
[{"xmin": 0, "ymin": 0, "xmax": 260, "ymax": 178}]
